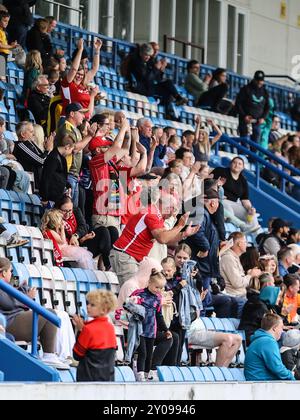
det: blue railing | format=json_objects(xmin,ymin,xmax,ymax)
[
  {"xmin": 215, "ymin": 134, "xmax": 300, "ymax": 195},
  {"xmin": 0, "ymin": 280, "xmax": 61, "ymax": 358}
]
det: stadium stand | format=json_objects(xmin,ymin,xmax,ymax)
[{"xmin": 0, "ymin": 5, "xmax": 300, "ymax": 395}]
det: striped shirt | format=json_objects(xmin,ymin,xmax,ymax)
[{"xmin": 13, "ymin": 141, "xmax": 47, "ymax": 171}]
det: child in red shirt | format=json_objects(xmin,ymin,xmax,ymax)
[{"xmin": 73, "ymin": 290, "xmax": 117, "ymax": 382}]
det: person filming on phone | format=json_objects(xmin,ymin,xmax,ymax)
[{"xmin": 213, "ymin": 157, "xmax": 261, "ymax": 234}]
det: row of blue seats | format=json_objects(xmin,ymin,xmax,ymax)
[
  {"xmin": 50, "ymin": 20, "xmax": 300, "ymax": 116},
  {"xmin": 2, "ymin": 224, "xmax": 54, "ymax": 266},
  {"xmin": 0, "ymin": 190, "xmax": 42, "ymax": 227},
  {"xmin": 12, "ymin": 263, "xmax": 119, "ymax": 318},
  {"xmin": 158, "ymin": 366, "xmax": 246, "ymax": 382},
  {"xmin": 58, "ymin": 366, "xmax": 246, "ymax": 383},
  {"xmin": 4, "ymin": 59, "xmax": 298, "ymax": 136}
]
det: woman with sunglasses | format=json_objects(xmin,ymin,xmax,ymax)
[{"xmin": 55, "ymin": 196, "xmax": 115, "ymax": 271}]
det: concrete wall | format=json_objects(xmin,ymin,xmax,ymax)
[
  {"xmin": 247, "ymin": 0, "xmax": 300, "ymax": 77},
  {"xmin": 0, "ymin": 382, "xmax": 300, "ymax": 400}
]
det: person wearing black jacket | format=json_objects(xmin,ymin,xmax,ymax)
[
  {"xmin": 236, "ymin": 70, "xmax": 270, "ymax": 143},
  {"xmin": 26, "ymin": 18, "xmax": 53, "ymax": 66},
  {"xmin": 3, "ymin": 0, "xmax": 36, "ymax": 48},
  {"xmin": 128, "ymin": 43, "xmax": 187, "ymax": 110},
  {"xmin": 14, "ymin": 121, "xmax": 52, "ymax": 188},
  {"xmin": 27, "ymin": 75, "xmax": 51, "ymax": 128},
  {"xmin": 39, "ymin": 136, "xmax": 75, "ymax": 204},
  {"xmin": 186, "ymin": 189, "xmax": 234, "ymax": 317}
]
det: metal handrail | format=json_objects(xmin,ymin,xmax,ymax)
[
  {"xmin": 265, "ymin": 74, "xmax": 300, "ymax": 87},
  {"xmin": 215, "ymin": 134, "xmax": 300, "ymax": 193},
  {"xmin": 0, "ymin": 280, "xmax": 61, "ymax": 358},
  {"xmin": 163, "ymin": 35, "xmax": 205, "ymax": 64},
  {"xmin": 33, "ymin": 0, "xmax": 84, "ymax": 27}
]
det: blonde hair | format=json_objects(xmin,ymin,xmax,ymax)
[
  {"xmin": 197, "ymin": 129, "xmax": 209, "ymax": 144},
  {"xmin": 259, "ymin": 255, "xmax": 279, "ymax": 277},
  {"xmin": 149, "ymin": 269, "xmax": 166, "ymax": 285},
  {"xmin": 41, "ymin": 209, "xmax": 63, "ymax": 233},
  {"xmin": 25, "ymin": 50, "xmax": 43, "ymax": 72},
  {"xmin": 196, "ymin": 129, "xmax": 210, "ymax": 156},
  {"xmin": 161, "ymin": 257, "xmax": 176, "ymax": 269},
  {"xmin": 86, "ymin": 290, "xmax": 117, "ymax": 314},
  {"xmin": 33, "ymin": 124, "xmax": 45, "ymax": 151}
]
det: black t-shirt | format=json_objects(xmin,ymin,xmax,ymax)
[{"xmin": 212, "ymin": 167, "xmax": 249, "ymax": 202}]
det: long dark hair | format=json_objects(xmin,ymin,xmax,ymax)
[
  {"xmin": 54, "ymin": 196, "xmax": 73, "ymax": 210},
  {"xmin": 240, "ymin": 246, "xmax": 260, "ymax": 273}
]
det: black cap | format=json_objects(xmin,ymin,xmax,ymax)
[
  {"xmin": 65, "ymin": 102, "xmax": 88, "ymax": 115},
  {"xmin": 204, "ymin": 189, "xmax": 220, "ymax": 200},
  {"xmin": 272, "ymin": 218, "xmax": 292, "ymax": 231},
  {"xmin": 204, "ymin": 178, "xmax": 218, "ymax": 191},
  {"xmin": 254, "ymin": 70, "xmax": 265, "ymax": 81}
]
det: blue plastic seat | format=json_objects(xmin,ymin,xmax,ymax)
[
  {"xmin": 201, "ymin": 317, "xmax": 216, "ymax": 331},
  {"xmin": 6, "ymin": 191, "xmax": 25, "ymax": 225},
  {"xmin": 71, "ymin": 268, "xmax": 90, "ymax": 318},
  {"xmin": 58, "ymin": 370, "xmax": 75, "ymax": 383},
  {"xmin": 0, "ymin": 189, "xmax": 12, "ymax": 222},
  {"xmin": 230, "ymin": 368, "xmax": 246, "ymax": 382},
  {"xmin": 114, "ymin": 366, "xmax": 124, "ymax": 382},
  {"xmin": 0, "ymin": 371, "xmax": 3, "ymax": 381},
  {"xmin": 210, "ymin": 318, "xmax": 226, "ymax": 332},
  {"xmin": 117, "ymin": 366, "xmax": 136, "ymax": 382},
  {"xmin": 12, "ymin": 263, "xmax": 30, "ymax": 286},
  {"xmin": 220, "ymin": 319, "xmax": 236, "ymax": 332},
  {"xmin": 85, "ymin": 269, "xmax": 102, "ymax": 291},
  {"xmin": 60, "ymin": 267, "xmax": 78, "ymax": 316},
  {"xmin": 209, "ymin": 367, "xmax": 226, "ymax": 382},
  {"xmin": 219, "ymin": 368, "xmax": 235, "ymax": 381},
  {"xmin": 200, "ymin": 367, "xmax": 215, "ymax": 382},
  {"xmin": 178, "ymin": 367, "xmax": 195, "ymax": 382},
  {"xmin": 168, "ymin": 366, "xmax": 184, "ymax": 382},
  {"xmin": 157, "ymin": 366, "xmax": 174, "ymax": 382}
]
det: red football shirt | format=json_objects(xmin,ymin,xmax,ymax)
[
  {"xmin": 90, "ymin": 152, "xmax": 121, "ymax": 216},
  {"xmin": 61, "ymin": 78, "xmax": 91, "ymax": 117},
  {"xmin": 114, "ymin": 205, "xmax": 165, "ymax": 262},
  {"xmin": 117, "ymin": 165, "xmax": 142, "ymax": 226}
]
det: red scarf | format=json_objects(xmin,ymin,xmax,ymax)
[
  {"xmin": 63, "ymin": 212, "xmax": 78, "ymax": 242},
  {"xmin": 43, "ymin": 230, "xmax": 64, "ymax": 267}
]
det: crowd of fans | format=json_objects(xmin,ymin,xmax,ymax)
[{"xmin": 0, "ymin": 7, "xmax": 299, "ymax": 384}]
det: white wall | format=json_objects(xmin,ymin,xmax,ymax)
[
  {"xmin": 0, "ymin": 382, "xmax": 300, "ymax": 400},
  {"xmin": 247, "ymin": 0, "xmax": 300, "ymax": 78}
]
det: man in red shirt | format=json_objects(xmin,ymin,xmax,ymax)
[
  {"xmin": 89, "ymin": 118, "xmax": 131, "ymax": 232},
  {"xmin": 110, "ymin": 193, "xmax": 200, "ymax": 286}
]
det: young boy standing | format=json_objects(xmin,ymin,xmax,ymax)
[
  {"xmin": 73, "ymin": 290, "xmax": 117, "ymax": 382},
  {"xmin": 39, "ymin": 134, "xmax": 75, "ymax": 207},
  {"xmin": 0, "ymin": 11, "xmax": 18, "ymax": 80}
]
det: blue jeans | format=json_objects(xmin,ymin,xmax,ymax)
[
  {"xmin": 230, "ymin": 296, "xmax": 247, "ymax": 319},
  {"xmin": 201, "ymin": 277, "xmax": 213, "ymax": 312},
  {"xmin": 68, "ymin": 174, "xmax": 79, "ymax": 207}
]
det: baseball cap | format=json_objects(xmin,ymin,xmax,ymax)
[
  {"xmin": 204, "ymin": 189, "xmax": 220, "ymax": 200},
  {"xmin": 272, "ymin": 218, "xmax": 292, "ymax": 231},
  {"xmin": 89, "ymin": 136, "xmax": 112, "ymax": 152},
  {"xmin": 66, "ymin": 102, "xmax": 88, "ymax": 115},
  {"xmin": 254, "ymin": 70, "xmax": 265, "ymax": 81}
]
